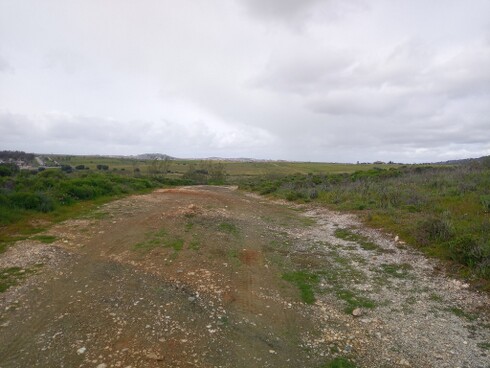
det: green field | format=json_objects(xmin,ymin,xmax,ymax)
[
  {"xmin": 51, "ymin": 154, "xmax": 399, "ymax": 180},
  {"xmin": 2, "ymin": 152, "xmax": 489, "ymax": 289}
]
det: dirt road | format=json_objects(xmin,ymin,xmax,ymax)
[{"xmin": 0, "ymin": 186, "xmax": 488, "ymax": 367}]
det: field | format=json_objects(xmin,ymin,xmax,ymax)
[
  {"xmin": 0, "ymin": 153, "xmax": 489, "ymax": 367},
  {"xmin": 50, "ymin": 154, "xmax": 399, "ymax": 179}
]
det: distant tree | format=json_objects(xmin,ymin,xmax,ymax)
[
  {"xmin": 147, "ymin": 157, "xmax": 172, "ymax": 177},
  {"xmin": 60, "ymin": 165, "xmax": 73, "ymax": 173},
  {"xmin": 75, "ymin": 165, "xmax": 86, "ymax": 170},
  {"xmin": 0, "ymin": 163, "xmax": 19, "ymax": 177},
  {"xmin": 96, "ymin": 164, "xmax": 109, "ymax": 170},
  {"xmin": 182, "ymin": 161, "xmax": 226, "ymax": 184}
]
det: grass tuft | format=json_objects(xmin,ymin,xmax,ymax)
[
  {"xmin": 321, "ymin": 357, "xmax": 357, "ymax": 368},
  {"xmin": 334, "ymin": 228, "xmax": 380, "ymax": 252},
  {"xmin": 282, "ymin": 271, "xmax": 319, "ymax": 304},
  {"xmin": 218, "ymin": 222, "xmax": 239, "ymax": 236},
  {"xmin": 31, "ymin": 235, "xmax": 57, "ymax": 244}
]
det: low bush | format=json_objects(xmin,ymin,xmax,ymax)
[
  {"xmin": 0, "ymin": 170, "xmax": 175, "ymax": 226},
  {"xmin": 240, "ymin": 162, "xmax": 490, "ymax": 283}
]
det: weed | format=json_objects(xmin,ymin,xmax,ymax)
[
  {"xmin": 416, "ymin": 214, "xmax": 453, "ymax": 245},
  {"xmin": 336, "ymin": 289, "xmax": 376, "ymax": 314},
  {"xmin": 134, "ymin": 229, "xmax": 183, "ymax": 252},
  {"xmin": 446, "ymin": 306, "xmax": 478, "ymax": 321},
  {"xmin": 0, "ymin": 266, "xmax": 37, "ymax": 292},
  {"xmin": 218, "ymin": 222, "xmax": 239, "ymax": 236},
  {"xmin": 334, "ymin": 228, "xmax": 380, "ymax": 252},
  {"xmin": 80, "ymin": 211, "xmax": 109, "ymax": 220},
  {"xmin": 429, "ymin": 293, "xmax": 443, "ymax": 302},
  {"xmin": 189, "ymin": 239, "xmax": 200, "ymax": 251},
  {"xmin": 405, "ymin": 296, "xmax": 417, "ymax": 305},
  {"xmin": 31, "ymin": 235, "xmax": 57, "ymax": 244},
  {"xmin": 379, "ymin": 263, "xmax": 413, "ymax": 279},
  {"xmin": 321, "ymin": 357, "xmax": 357, "ymax": 368},
  {"xmin": 184, "ymin": 222, "xmax": 194, "ymax": 232},
  {"xmin": 481, "ymin": 195, "xmax": 490, "ymax": 213},
  {"xmin": 282, "ymin": 271, "xmax": 319, "ymax": 304},
  {"xmin": 477, "ymin": 342, "xmax": 490, "ymax": 350},
  {"xmin": 167, "ymin": 238, "xmax": 184, "ymax": 252},
  {"xmin": 300, "ymin": 217, "xmax": 316, "ymax": 227}
]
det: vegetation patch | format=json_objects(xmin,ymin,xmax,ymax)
[
  {"xmin": 134, "ymin": 229, "xmax": 184, "ymax": 253},
  {"xmin": 334, "ymin": 228, "xmax": 380, "ymax": 252},
  {"xmin": 321, "ymin": 357, "xmax": 357, "ymax": 368},
  {"xmin": 31, "ymin": 235, "xmax": 57, "ymax": 244},
  {"xmin": 379, "ymin": 263, "xmax": 413, "ymax": 279},
  {"xmin": 429, "ymin": 293, "xmax": 443, "ymax": 302},
  {"xmin": 240, "ymin": 161, "xmax": 490, "ymax": 285},
  {"xmin": 282, "ymin": 271, "xmax": 319, "ymax": 304},
  {"xmin": 189, "ymin": 239, "xmax": 200, "ymax": 251},
  {"xmin": 336, "ymin": 289, "xmax": 376, "ymax": 314},
  {"xmin": 477, "ymin": 342, "xmax": 490, "ymax": 351},
  {"xmin": 217, "ymin": 222, "xmax": 239, "ymax": 236},
  {"xmin": 446, "ymin": 306, "xmax": 478, "ymax": 321},
  {"xmin": 0, "ymin": 266, "xmax": 38, "ymax": 293}
]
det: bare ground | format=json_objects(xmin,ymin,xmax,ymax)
[{"xmin": 0, "ymin": 186, "xmax": 488, "ymax": 368}]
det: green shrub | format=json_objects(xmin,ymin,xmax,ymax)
[
  {"xmin": 415, "ymin": 215, "xmax": 453, "ymax": 246},
  {"xmin": 321, "ymin": 357, "xmax": 357, "ymax": 368},
  {"xmin": 481, "ymin": 195, "xmax": 490, "ymax": 213},
  {"xmin": 0, "ymin": 164, "xmax": 17, "ymax": 177},
  {"xmin": 10, "ymin": 192, "xmax": 42, "ymax": 211},
  {"xmin": 449, "ymin": 235, "xmax": 489, "ymax": 268}
]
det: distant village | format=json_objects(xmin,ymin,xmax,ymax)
[{"xmin": 0, "ymin": 151, "xmax": 60, "ymax": 171}]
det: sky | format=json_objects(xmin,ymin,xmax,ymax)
[{"xmin": 1, "ymin": 0, "xmax": 489, "ymax": 163}]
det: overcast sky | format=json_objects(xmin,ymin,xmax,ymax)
[{"xmin": 1, "ymin": 0, "xmax": 489, "ymax": 162}]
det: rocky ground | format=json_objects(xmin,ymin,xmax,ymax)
[{"xmin": 0, "ymin": 186, "xmax": 488, "ymax": 367}]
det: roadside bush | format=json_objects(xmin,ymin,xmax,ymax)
[
  {"xmin": 0, "ymin": 164, "xmax": 18, "ymax": 177},
  {"xmin": 65, "ymin": 184, "xmax": 98, "ymax": 200},
  {"xmin": 449, "ymin": 235, "xmax": 488, "ymax": 267},
  {"xmin": 415, "ymin": 215, "xmax": 453, "ymax": 246},
  {"xmin": 60, "ymin": 165, "xmax": 73, "ymax": 173},
  {"xmin": 9, "ymin": 192, "xmax": 53, "ymax": 212},
  {"xmin": 481, "ymin": 195, "xmax": 490, "ymax": 213}
]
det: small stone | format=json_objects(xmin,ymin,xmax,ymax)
[
  {"xmin": 399, "ymin": 358, "xmax": 410, "ymax": 366},
  {"xmin": 269, "ymin": 350, "xmax": 276, "ymax": 354},
  {"xmin": 146, "ymin": 352, "xmax": 162, "ymax": 361},
  {"xmin": 97, "ymin": 364, "xmax": 107, "ymax": 368},
  {"xmin": 77, "ymin": 347, "xmax": 86, "ymax": 355},
  {"xmin": 188, "ymin": 297, "xmax": 196, "ymax": 302},
  {"xmin": 352, "ymin": 308, "xmax": 363, "ymax": 317}
]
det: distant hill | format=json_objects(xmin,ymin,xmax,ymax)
[
  {"xmin": 434, "ymin": 155, "xmax": 490, "ymax": 165},
  {"xmin": 133, "ymin": 153, "xmax": 176, "ymax": 160}
]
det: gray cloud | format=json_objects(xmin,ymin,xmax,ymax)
[
  {"xmin": 239, "ymin": 0, "xmax": 366, "ymax": 26},
  {"xmin": 0, "ymin": 0, "xmax": 489, "ymax": 163},
  {"xmin": 0, "ymin": 110, "xmax": 275, "ymax": 158}
]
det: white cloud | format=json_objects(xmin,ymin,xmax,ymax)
[
  {"xmin": 0, "ymin": 110, "xmax": 275, "ymax": 158},
  {"xmin": 0, "ymin": 0, "xmax": 489, "ymax": 162}
]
